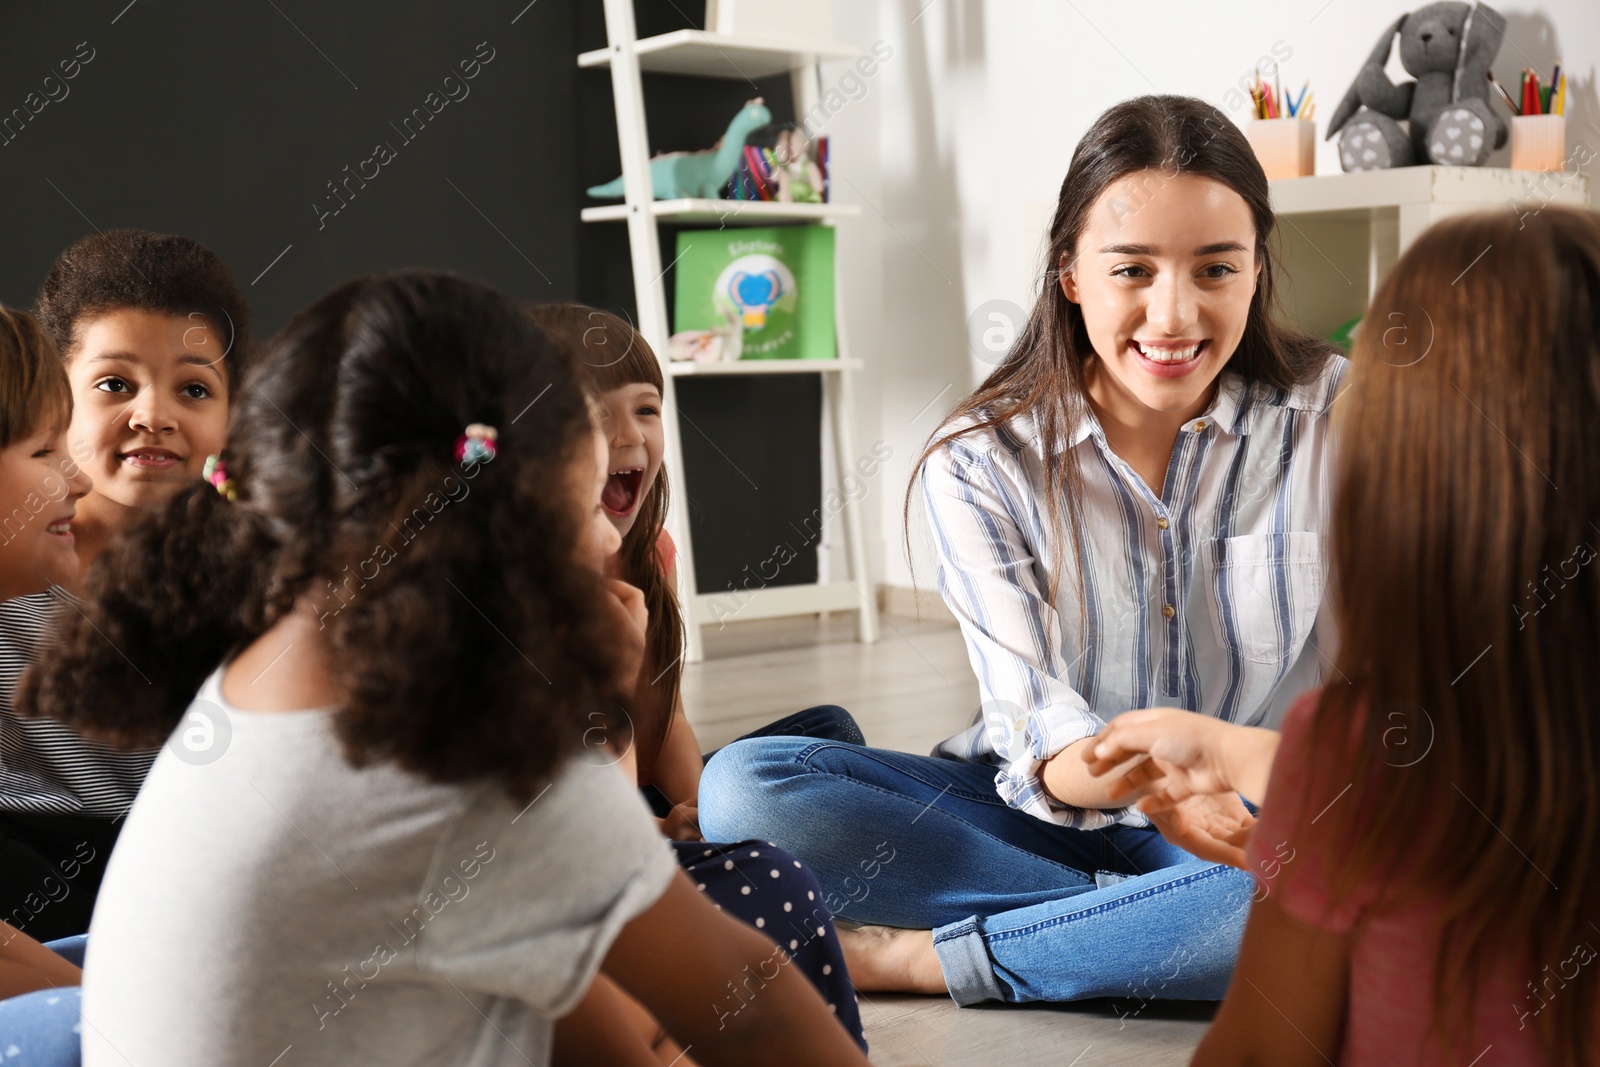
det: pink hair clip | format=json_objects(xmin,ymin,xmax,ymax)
[
  {"xmin": 202, "ymin": 454, "xmax": 237, "ymax": 502},
  {"xmin": 454, "ymin": 423, "xmax": 499, "ymax": 467}
]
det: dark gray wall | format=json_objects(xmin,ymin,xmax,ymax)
[
  {"xmin": 0, "ymin": 0, "xmax": 577, "ymax": 328},
  {"xmin": 0, "ymin": 0, "xmax": 819, "ymax": 594}
]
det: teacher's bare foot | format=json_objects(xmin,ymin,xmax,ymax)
[{"xmin": 837, "ymin": 924, "xmax": 947, "ymax": 994}]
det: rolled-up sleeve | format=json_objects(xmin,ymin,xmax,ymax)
[{"xmin": 922, "ymin": 440, "xmax": 1143, "ymax": 830}]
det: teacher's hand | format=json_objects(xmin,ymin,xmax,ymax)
[{"xmin": 1082, "ymin": 708, "xmax": 1280, "ymax": 810}]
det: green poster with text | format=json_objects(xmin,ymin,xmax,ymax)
[{"xmin": 674, "ymin": 225, "xmax": 836, "ymax": 360}]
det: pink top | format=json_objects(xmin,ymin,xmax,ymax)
[
  {"xmin": 1246, "ymin": 691, "xmax": 1587, "ymax": 1066},
  {"xmin": 655, "ymin": 526, "xmax": 676, "ymax": 577}
]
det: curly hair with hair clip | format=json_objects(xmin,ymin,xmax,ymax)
[
  {"xmin": 527, "ymin": 302, "xmax": 683, "ymax": 778},
  {"xmin": 18, "ymin": 272, "xmax": 626, "ymax": 800}
]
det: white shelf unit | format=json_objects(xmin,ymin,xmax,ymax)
[
  {"xmin": 667, "ymin": 357, "xmax": 863, "ymax": 377},
  {"xmin": 581, "ymin": 198, "xmax": 861, "ymax": 223},
  {"xmin": 587, "ymin": 4, "xmax": 877, "ymax": 663},
  {"xmin": 579, "ymin": 28, "xmax": 857, "ymax": 78},
  {"xmin": 1267, "ymin": 166, "xmax": 1591, "ymax": 341}
]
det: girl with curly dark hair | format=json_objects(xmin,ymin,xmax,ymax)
[{"xmin": 17, "ymin": 272, "xmax": 869, "ymax": 1066}]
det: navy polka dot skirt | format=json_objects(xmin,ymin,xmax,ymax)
[{"xmin": 672, "ymin": 839, "xmax": 867, "ymax": 1052}]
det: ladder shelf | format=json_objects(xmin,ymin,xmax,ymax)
[{"xmin": 589, "ymin": 1, "xmax": 878, "ymax": 662}]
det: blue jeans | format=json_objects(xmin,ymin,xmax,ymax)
[
  {"xmin": 644, "ymin": 704, "xmax": 863, "ymax": 818},
  {"xmin": 720, "ymin": 704, "xmax": 865, "ymax": 749},
  {"xmin": 0, "ymin": 934, "xmax": 86, "ymax": 1066},
  {"xmin": 698, "ymin": 738, "xmax": 1252, "ymax": 1006}
]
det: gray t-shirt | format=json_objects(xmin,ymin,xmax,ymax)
[{"xmin": 83, "ymin": 668, "xmax": 677, "ymax": 1066}]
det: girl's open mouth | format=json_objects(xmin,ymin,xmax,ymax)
[
  {"xmin": 603, "ymin": 467, "xmax": 644, "ymax": 516},
  {"xmin": 1128, "ymin": 338, "xmax": 1209, "ymax": 379},
  {"xmin": 120, "ymin": 448, "xmax": 183, "ymax": 470},
  {"xmin": 46, "ymin": 515, "xmax": 75, "ymax": 545}
]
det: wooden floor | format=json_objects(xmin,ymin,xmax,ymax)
[{"xmin": 686, "ymin": 613, "xmax": 1210, "ymax": 1066}]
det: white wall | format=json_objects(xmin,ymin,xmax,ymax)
[{"xmin": 816, "ymin": 0, "xmax": 1599, "ymax": 596}]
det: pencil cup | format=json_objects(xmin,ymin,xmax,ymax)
[
  {"xmin": 1246, "ymin": 119, "xmax": 1315, "ymax": 180},
  {"xmin": 1511, "ymin": 115, "xmax": 1566, "ymax": 171}
]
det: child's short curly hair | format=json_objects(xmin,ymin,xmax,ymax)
[{"xmin": 34, "ymin": 229, "xmax": 252, "ymax": 391}]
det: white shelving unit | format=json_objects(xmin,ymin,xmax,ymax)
[
  {"xmin": 580, "ymin": 198, "xmax": 860, "ymax": 224},
  {"xmin": 578, "ymin": 28, "xmax": 857, "ymax": 79},
  {"xmin": 1267, "ymin": 166, "xmax": 1591, "ymax": 340},
  {"xmin": 587, "ymin": 1, "xmax": 878, "ymax": 663},
  {"xmin": 667, "ymin": 358, "xmax": 864, "ymax": 377}
]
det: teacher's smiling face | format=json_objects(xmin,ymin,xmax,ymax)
[{"xmin": 1060, "ymin": 169, "xmax": 1260, "ymax": 422}]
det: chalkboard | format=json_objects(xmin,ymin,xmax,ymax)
[{"xmin": 0, "ymin": 0, "xmax": 578, "ymax": 328}]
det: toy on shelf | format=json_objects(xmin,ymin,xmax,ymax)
[
  {"xmin": 730, "ymin": 124, "xmax": 829, "ymax": 202},
  {"xmin": 667, "ymin": 304, "xmax": 743, "ymax": 363},
  {"xmin": 587, "ymin": 98, "xmax": 772, "ymax": 200},
  {"xmin": 1326, "ymin": 1, "xmax": 1507, "ymax": 170}
]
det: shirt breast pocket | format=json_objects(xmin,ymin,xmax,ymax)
[{"xmin": 1203, "ymin": 532, "xmax": 1325, "ymax": 665}]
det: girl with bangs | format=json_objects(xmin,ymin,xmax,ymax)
[
  {"xmin": 531, "ymin": 303, "xmax": 868, "ymax": 1059},
  {"xmin": 0, "ymin": 306, "xmax": 91, "ymax": 1067},
  {"xmin": 528, "ymin": 303, "xmax": 867, "ymax": 835}
]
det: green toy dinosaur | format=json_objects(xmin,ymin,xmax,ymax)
[{"xmin": 587, "ymin": 98, "xmax": 772, "ymax": 200}]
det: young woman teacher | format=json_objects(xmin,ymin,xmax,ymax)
[{"xmin": 699, "ymin": 94, "xmax": 1346, "ymax": 1006}]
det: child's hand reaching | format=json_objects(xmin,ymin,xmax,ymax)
[
  {"xmin": 600, "ymin": 578, "xmax": 649, "ymax": 693},
  {"xmin": 1146, "ymin": 792, "xmax": 1257, "ymax": 869},
  {"xmin": 1081, "ymin": 708, "xmax": 1281, "ymax": 870},
  {"xmin": 660, "ymin": 801, "xmax": 702, "ymax": 842}
]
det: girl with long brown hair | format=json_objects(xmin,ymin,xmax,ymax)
[
  {"xmin": 700, "ymin": 94, "xmax": 1345, "ymax": 1005},
  {"xmin": 531, "ymin": 303, "xmax": 869, "ymax": 1056},
  {"xmin": 529, "ymin": 304, "xmax": 869, "ymax": 833},
  {"xmin": 1087, "ymin": 205, "xmax": 1600, "ymax": 1065}
]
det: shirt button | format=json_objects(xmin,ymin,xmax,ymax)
[
  {"xmin": 1157, "ymin": 517, "xmax": 1170, "ymax": 530},
  {"xmin": 1192, "ymin": 420, "xmax": 1208, "ymax": 432},
  {"xmin": 1162, "ymin": 604, "xmax": 1176, "ymax": 619}
]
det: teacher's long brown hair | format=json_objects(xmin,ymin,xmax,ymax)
[
  {"xmin": 904, "ymin": 94, "xmax": 1335, "ymax": 628},
  {"xmin": 1311, "ymin": 206, "xmax": 1600, "ymax": 1066}
]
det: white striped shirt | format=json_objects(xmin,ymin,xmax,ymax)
[
  {"xmin": 0, "ymin": 590, "xmax": 157, "ymax": 818},
  {"xmin": 923, "ymin": 356, "xmax": 1346, "ymax": 830}
]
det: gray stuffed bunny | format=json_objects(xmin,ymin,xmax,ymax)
[{"xmin": 1327, "ymin": 1, "xmax": 1508, "ymax": 170}]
